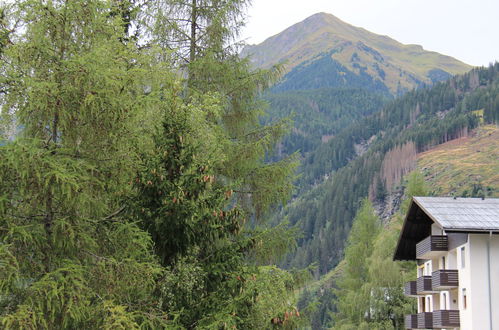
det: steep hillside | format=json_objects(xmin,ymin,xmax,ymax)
[
  {"xmin": 302, "ymin": 129, "xmax": 499, "ymax": 328},
  {"xmin": 278, "ymin": 64, "xmax": 499, "ymax": 275},
  {"xmin": 263, "ymin": 88, "xmax": 388, "ymax": 159},
  {"xmin": 243, "ymin": 13, "xmax": 471, "ymax": 94},
  {"xmin": 418, "ymin": 125, "xmax": 499, "ymax": 197}
]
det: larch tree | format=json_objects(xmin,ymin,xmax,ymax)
[
  {"xmin": 332, "ymin": 172, "xmax": 426, "ymax": 330},
  {"xmin": 148, "ymin": 0, "xmax": 297, "ymax": 219},
  {"xmin": 332, "ymin": 199, "xmax": 380, "ymax": 329},
  {"xmin": 0, "ymin": 0, "xmax": 171, "ymax": 327}
]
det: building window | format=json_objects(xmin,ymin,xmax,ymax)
[
  {"xmin": 442, "ymin": 256, "xmax": 446, "ymax": 270},
  {"xmin": 462, "ymin": 288, "xmax": 467, "ymax": 309},
  {"xmin": 425, "ymin": 261, "xmax": 432, "ymax": 275},
  {"xmin": 461, "ymin": 246, "xmax": 466, "ymax": 268}
]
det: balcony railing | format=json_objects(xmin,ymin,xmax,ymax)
[
  {"xmin": 417, "ymin": 312, "xmax": 433, "ymax": 329},
  {"xmin": 404, "ymin": 281, "xmax": 418, "ymax": 297},
  {"xmin": 405, "ymin": 310, "xmax": 460, "ymax": 329},
  {"xmin": 432, "ymin": 270, "xmax": 459, "ymax": 290},
  {"xmin": 416, "ymin": 235, "xmax": 448, "ymax": 259},
  {"xmin": 404, "ymin": 314, "xmax": 417, "ymax": 329},
  {"xmin": 416, "ymin": 276, "xmax": 435, "ymax": 294},
  {"xmin": 433, "ymin": 310, "xmax": 460, "ymax": 328}
]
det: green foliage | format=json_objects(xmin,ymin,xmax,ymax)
[
  {"xmin": 130, "ymin": 92, "xmax": 232, "ymax": 265},
  {"xmin": 0, "ymin": 4, "xmax": 12, "ymax": 57},
  {"xmin": 152, "ymin": 0, "xmax": 250, "ymax": 64},
  {"xmin": 151, "ymin": 0, "xmax": 298, "ymax": 220},
  {"xmin": 364, "ymin": 227, "xmax": 414, "ymax": 329},
  {"xmin": 331, "ymin": 174, "xmax": 425, "ymax": 329},
  {"xmin": 332, "ymin": 200, "xmax": 379, "ymax": 327},
  {"xmin": 0, "ymin": 0, "xmax": 171, "ymax": 327},
  {"xmin": 125, "ymin": 1, "xmax": 303, "ymax": 328},
  {"xmin": 400, "ymin": 171, "xmax": 428, "ymax": 214},
  {"xmin": 190, "ymin": 54, "xmax": 298, "ymax": 219},
  {"xmin": 241, "ymin": 266, "xmax": 304, "ymax": 329},
  {"xmin": 340, "ymin": 200, "xmax": 379, "ymax": 287},
  {"xmin": 127, "ymin": 67, "xmax": 304, "ymax": 329},
  {"xmin": 0, "ymin": 0, "xmax": 300, "ymax": 329},
  {"xmin": 0, "ymin": 0, "xmax": 304, "ymax": 328}
]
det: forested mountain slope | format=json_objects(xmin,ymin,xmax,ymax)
[
  {"xmin": 243, "ymin": 12, "xmax": 471, "ymax": 94},
  {"xmin": 304, "ymin": 125, "xmax": 499, "ymax": 329},
  {"xmin": 242, "ymin": 14, "xmax": 496, "ymax": 329},
  {"xmin": 279, "ymin": 64, "xmax": 499, "ymax": 275},
  {"xmin": 263, "ymin": 88, "xmax": 389, "ymax": 160}
]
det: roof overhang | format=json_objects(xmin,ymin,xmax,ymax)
[
  {"xmin": 393, "ymin": 197, "xmax": 434, "ymax": 261},
  {"xmin": 394, "ymin": 196, "xmax": 499, "ymax": 261}
]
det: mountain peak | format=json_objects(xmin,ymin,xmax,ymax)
[
  {"xmin": 241, "ymin": 13, "xmax": 471, "ymax": 94},
  {"xmin": 304, "ymin": 12, "xmax": 338, "ymax": 21},
  {"xmin": 298, "ymin": 12, "xmax": 347, "ymax": 32}
]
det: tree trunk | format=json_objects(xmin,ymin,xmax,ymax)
[{"xmin": 188, "ymin": 0, "xmax": 197, "ymax": 88}]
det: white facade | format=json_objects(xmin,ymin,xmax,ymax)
[
  {"xmin": 414, "ymin": 232, "xmax": 499, "ymax": 329},
  {"xmin": 394, "ymin": 197, "xmax": 499, "ymax": 330},
  {"xmin": 463, "ymin": 234, "xmax": 499, "ymax": 329}
]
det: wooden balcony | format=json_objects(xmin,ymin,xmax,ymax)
[
  {"xmin": 404, "ymin": 281, "xmax": 418, "ymax": 297},
  {"xmin": 432, "ymin": 269, "xmax": 459, "ymax": 290},
  {"xmin": 416, "ymin": 276, "xmax": 435, "ymax": 294},
  {"xmin": 417, "ymin": 312, "xmax": 433, "ymax": 329},
  {"xmin": 432, "ymin": 310, "xmax": 460, "ymax": 328},
  {"xmin": 405, "ymin": 314, "xmax": 417, "ymax": 329},
  {"xmin": 416, "ymin": 235, "xmax": 448, "ymax": 259}
]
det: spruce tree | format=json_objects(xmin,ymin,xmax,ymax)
[
  {"xmin": 126, "ymin": 1, "xmax": 304, "ymax": 327},
  {"xmin": 129, "ymin": 84, "xmax": 302, "ymax": 329}
]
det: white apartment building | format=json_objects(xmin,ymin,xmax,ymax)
[{"xmin": 393, "ymin": 197, "xmax": 499, "ymax": 329}]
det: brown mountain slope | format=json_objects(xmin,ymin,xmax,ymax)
[
  {"xmin": 242, "ymin": 13, "xmax": 472, "ymax": 94},
  {"xmin": 418, "ymin": 125, "xmax": 499, "ymax": 197}
]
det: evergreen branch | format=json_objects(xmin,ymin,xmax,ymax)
[
  {"xmin": 84, "ymin": 250, "xmax": 113, "ymax": 263},
  {"xmin": 233, "ymin": 189, "xmax": 255, "ymax": 194},
  {"xmin": 8, "ymin": 213, "xmax": 49, "ymax": 220},
  {"xmin": 102, "ymin": 206, "xmax": 126, "ymax": 221}
]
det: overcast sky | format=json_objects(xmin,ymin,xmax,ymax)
[{"xmin": 241, "ymin": 0, "xmax": 498, "ymax": 67}]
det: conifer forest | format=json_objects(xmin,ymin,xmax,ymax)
[{"xmin": 1, "ymin": 1, "xmax": 498, "ymax": 329}]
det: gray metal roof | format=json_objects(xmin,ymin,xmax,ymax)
[{"xmin": 413, "ymin": 197, "xmax": 499, "ymax": 231}]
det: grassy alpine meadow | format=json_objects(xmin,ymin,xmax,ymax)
[{"xmin": 418, "ymin": 125, "xmax": 499, "ymax": 197}]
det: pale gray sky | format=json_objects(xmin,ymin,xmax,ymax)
[{"xmin": 241, "ymin": 0, "xmax": 498, "ymax": 67}]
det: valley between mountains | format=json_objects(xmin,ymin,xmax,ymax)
[
  {"xmin": 243, "ymin": 12, "xmax": 499, "ymax": 328},
  {"xmin": 1, "ymin": 3, "xmax": 498, "ymax": 328}
]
